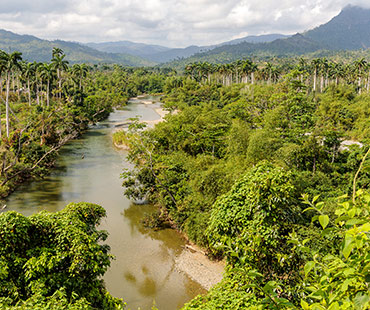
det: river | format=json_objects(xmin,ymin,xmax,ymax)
[{"xmin": 4, "ymin": 98, "xmax": 205, "ymax": 310}]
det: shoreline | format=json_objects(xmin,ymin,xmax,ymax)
[
  {"xmin": 175, "ymin": 242, "xmax": 225, "ymax": 291},
  {"xmin": 114, "ymin": 97, "xmax": 225, "ymax": 290}
]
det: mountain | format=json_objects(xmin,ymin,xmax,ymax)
[
  {"xmin": 86, "ymin": 40, "xmax": 170, "ymax": 58},
  {"xmin": 86, "ymin": 34, "xmax": 289, "ymax": 63},
  {"xmin": 168, "ymin": 5, "xmax": 370, "ymax": 66},
  {"xmin": 166, "ymin": 33, "xmax": 324, "ymax": 67},
  {"xmin": 0, "ymin": 29, "xmax": 154, "ymax": 66},
  {"xmin": 86, "ymin": 41, "xmax": 207, "ymax": 63},
  {"xmin": 305, "ymin": 5, "xmax": 370, "ymax": 50},
  {"xmin": 3, "ymin": 5, "xmax": 370, "ymax": 66},
  {"xmin": 203, "ymin": 33, "xmax": 323, "ymax": 57},
  {"xmin": 223, "ymin": 34, "xmax": 290, "ymax": 45}
]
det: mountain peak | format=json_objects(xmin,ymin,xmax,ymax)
[{"xmin": 304, "ymin": 5, "xmax": 370, "ymax": 50}]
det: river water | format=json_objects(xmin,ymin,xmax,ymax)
[{"xmin": 4, "ymin": 98, "xmax": 205, "ymax": 310}]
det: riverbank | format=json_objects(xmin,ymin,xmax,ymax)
[
  {"xmin": 112, "ymin": 98, "xmax": 170, "ymax": 149},
  {"xmin": 175, "ymin": 243, "xmax": 225, "ymax": 291},
  {"xmin": 5, "ymin": 102, "xmax": 208, "ymax": 310},
  {"xmin": 115, "ymin": 97, "xmax": 225, "ymax": 291}
]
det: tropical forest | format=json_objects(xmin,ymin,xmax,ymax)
[{"xmin": 1, "ymin": 2, "xmax": 370, "ymax": 310}]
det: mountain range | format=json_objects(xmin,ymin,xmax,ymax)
[
  {"xmin": 0, "ymin": 5, "xmax": 370, "ymax": 66},
  {"xmin": 85, "ymin": 34, "xmax": 289, "ymax": 63}
]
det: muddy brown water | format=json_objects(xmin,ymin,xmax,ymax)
[{"xmin": 4, "ymin": 98, "xmax": 205, "ymax": 310}]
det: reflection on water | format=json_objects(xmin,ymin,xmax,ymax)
[{"xmin": 5, "ymin": 98, "xmax": 205, "ymax": 310}]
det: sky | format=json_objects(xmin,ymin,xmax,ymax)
[{"xmin": 0, "ymin": 0, "xmax": 369, "ymax": 48}]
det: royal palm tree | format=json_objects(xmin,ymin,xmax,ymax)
[
  {"xmin": 353, "ymin": 58, "xmax": 367, "ymax": 94},
  {"xmin": 40, "ymin": 63, "xmax": 55, "ymax": 107},
  {"xmin": 51, "ymin": 51, "xmax": 69, "ymax": 99},
  {"xmin": 250, "ymin": 62, "xmax": 258, "ymax": 85},
  {"xmin": 311, "ymin": 58, "xmax": 321, "ymax": 92},
  {"xmin": 0, "ymin": 58, "xmax": 5, "ymax": 138},
  {"xmin": 21, "ymin": 61, "xmax": 36, "ymax": 106},
  {"xmin": 52, "ymin": 47, "xmax": 64, "ymax": 58},
  {"xmin": 71, "ymin": 63, "xmax": 88, "ymax": 91},
  {"xmin": 0, "ymin": 50, "xmax": 22, "ymax": 137}
]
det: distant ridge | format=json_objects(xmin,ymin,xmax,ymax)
[
  {"xmin": 0, "ymin": 29, "xmax": 154, "ymax": 66},
  {"xmin": 166, "ymin": 5, "xmax": 370, "ymax": 65},
  {"xmin": 223, "ymin": 34, "xmax": 290, "ymax": 45},
  {"xmin": 86, "ymin": 40, "xmax": 170, "ymax": 58},
  {"xmin": 85, "ymin": 34, "xmax": 290, "ymax": 63}
]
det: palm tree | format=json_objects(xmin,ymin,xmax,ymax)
[
  {"xmin": 34, "ymin": 62, "xmax": 44, "ymax": 106},
  {"xmin": 241, "ymin": 59, "xmax": 252, "ymax": 84},
  {"xmin": 0, "ymin": 50, "xmax": 22, "ymax": 137},
  {"xmin": 311, "ymin": 58, "xmax": 321, "ymax": 92},
  {"xmin": 353, "ymin": 58, "xmax": 367, "ymax": 94},
  {"xmin": 52, "ymin": 47, "xmax": 64, "ymax": 58},
  {"xmin": 0, "ymin": 59, "xmax": 5, "ymax": 138},
  {"xmin": 51, "ymin": 51, "xmax": 69, "ymax": 99},
  {"xmin": 71, "ymin": 63, "xmax": 88, "ymax": 91},
  {"xmin": 296, "ymin": 57, "xmax": 308, "ymax": 83},
  {"xmin": 40, "ymin": 63, "xmax": 55, "ymax": 107},
  {"xmin": 264, "ymin": 62, "xmax": 273, "ymax": 84},
  {"xmin": 250, "ymin": 62, "xmax": 258, "ymax": 85},
  {"xmin": 319, "ymin": 58, "xmax": 328, "ymax": 92},
  {"xmin": 21, "ymin": 61, "xmax": 35, "ymax": 106}
]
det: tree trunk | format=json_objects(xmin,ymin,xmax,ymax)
[
  {"xmin": 5, "ymin": 73, "xmax": 10, "ymax": 138},
  {"xmin": 28, "ymin": 79, "xmax": 31, "ymax": 106},
  {"xmin": 46, "ymin": 80, "xmax": 50, "ymax": 107},
  {"xmin": 358, "ymin": 76, "xmax": 362, "ymax": 94}
]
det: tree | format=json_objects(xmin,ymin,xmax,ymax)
[
  {"xmin": 21, "ymin": 61, "xmax": 36, "ymax": 106},
  {"xmin": 0, "ymin": 203, "xmax": 124, "ymax": 309},
  {"xmin": 0, "ymin": 50, "xmax": 22, "ymax": 138},
  {"xmin": 39, "ymin": 63, "xmax": 56, "ymax": 107},
  {"xmin": 51, "ymin": 51, "xmax": 69, "ymax": 99},
  {"xmin": 72, "ymin": 63, "xmax": 88, "ymax": 91}
]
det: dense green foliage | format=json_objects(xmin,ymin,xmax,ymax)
[
  {"xmin": 0, "ymin": 202, "xmax": 124, "ymax": 309},
  {"xmin": 0, "ymin": 49, "xmax": 170, "ymax": 197},
  {"xmin": 2, "ymin": 44, "xmax": 370, "ymax": 308},
  {"xmin": 121, "ymin": 62, "xmax": 370, "ymax": 308}
]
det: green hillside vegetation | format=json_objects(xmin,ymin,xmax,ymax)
[
  {"xmin": 121, "ymin": 57, "xmax": 370, "ymax": 309},
  {"xmin": 0, "ymin": 30, "xmax": 154, "ymax": 66}
]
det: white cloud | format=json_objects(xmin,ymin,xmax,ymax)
[{"xmin": 0, "ymin": 0, "xmax": 368, "ymax": 47}]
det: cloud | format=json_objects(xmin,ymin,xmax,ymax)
[{"xmin": 0, "ymin": 0, "xmax": 367, "ymax": 47}]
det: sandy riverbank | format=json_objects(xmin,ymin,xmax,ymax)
[{"xmin": 175, "ymin": 244, "xmax": 225, "ymax": 291}]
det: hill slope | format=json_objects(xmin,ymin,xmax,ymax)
[
  {"xmin": 86, "ymin": 40, "xmax": 170, "ymax": 58},
  {"xmin": 86, "ymin": 34, "xmax": 289, "ymax": 63},
  {"xmin": 166, "ymin": 34, "xmax": 324, "ymax": 67},
  {"xmin": 0, "ymin": 29, "xmax": 154, "ymax": 66},
  {"xmin": 304, "ymin": 5, "xmax": 370, "ymax": 50},
  {"xmin": 168, "ymin": 5, "xmax": 370, "ymax": 66}
]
